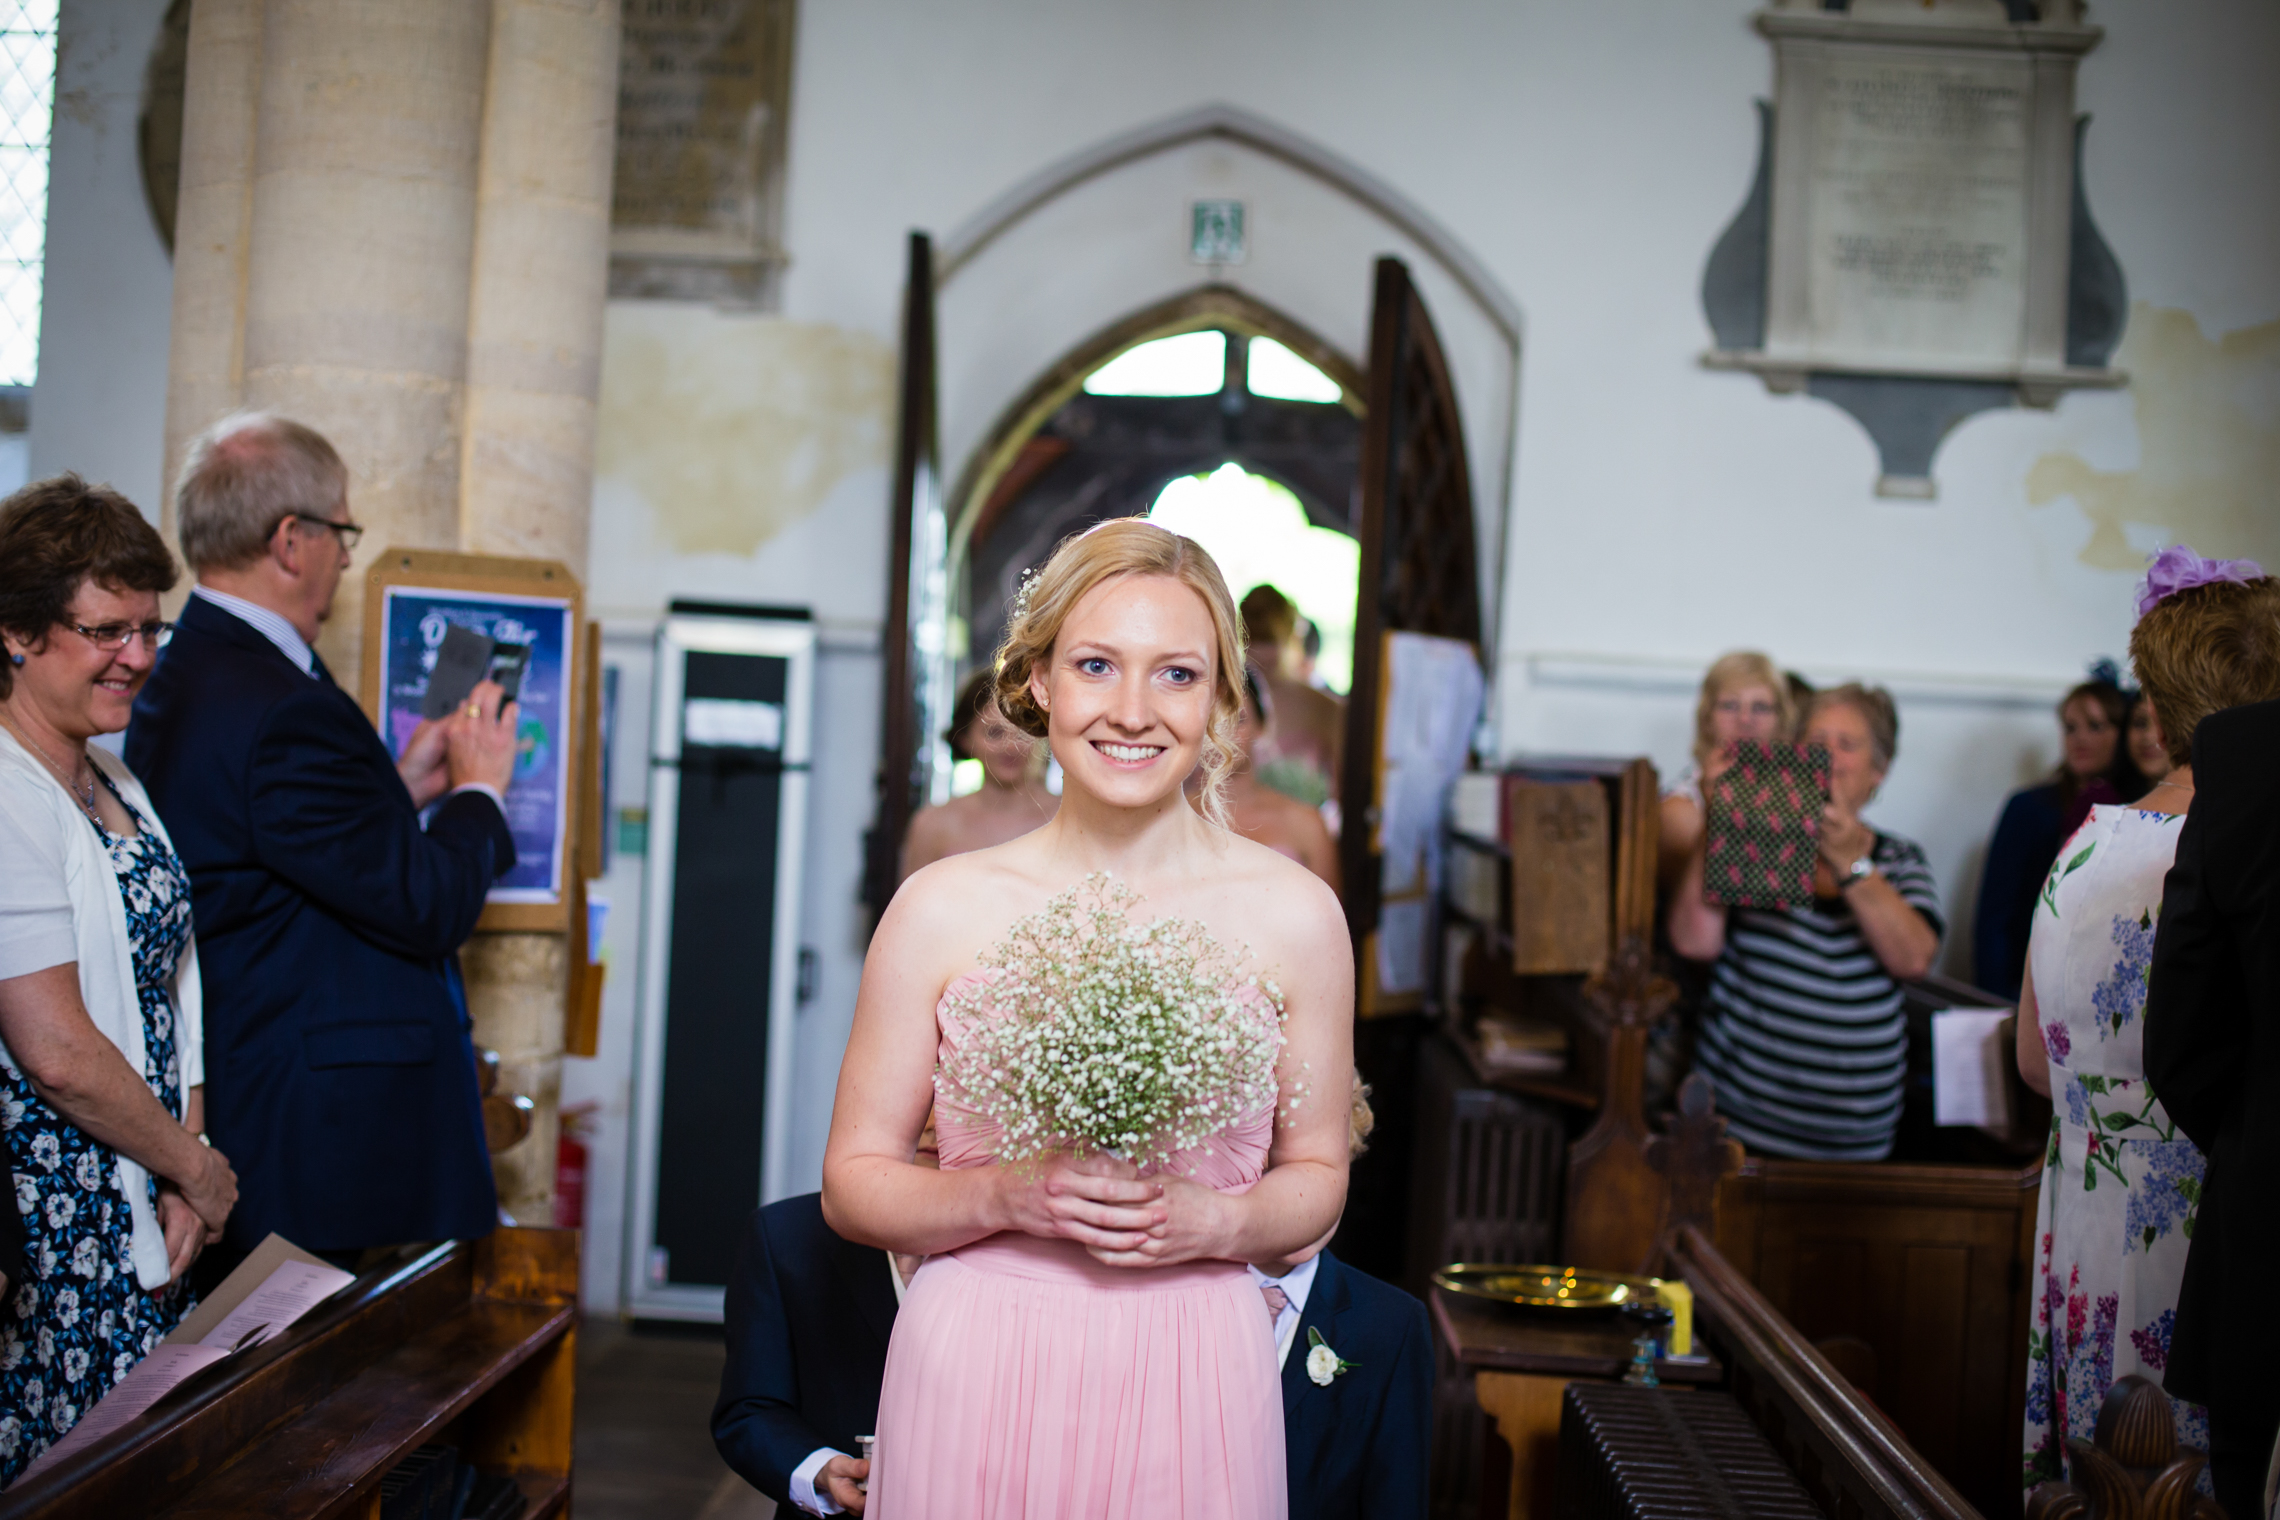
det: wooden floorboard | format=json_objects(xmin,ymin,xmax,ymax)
[{"xmin": 573, "ymin": 1320, "xmax": 756, "ymax": 1520}]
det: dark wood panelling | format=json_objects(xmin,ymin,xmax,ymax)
[{"xmin": 1715, "ymin": 1160, "xmax": 2041, "ymax": 1515}]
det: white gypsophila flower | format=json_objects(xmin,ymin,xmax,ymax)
[
  {"xmin": 938, "ymin": 874, "xmax": 1304, "ymax": 1173},
  {"xmin": 1307, "ymin": 1343, "xmax": 1340, "ymax": 1386}
]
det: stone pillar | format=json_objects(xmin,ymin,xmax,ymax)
[
  {"xmin": 162, "ymin": 0, "xmax": 620, "ymax": 1227},
  {"xmin": 459, "ymin": 0, "xmax": 619, "ymax": 570},
  {"xmin": 454, "ymin": 0, "xmax": 620, "ymax": 1224},
  {"xmin": 239, "ymin": 0, "xmax": 492, "ymax": 681}
]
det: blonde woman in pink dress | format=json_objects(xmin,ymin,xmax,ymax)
[{"xmin": 822, "ymin": 520, "xmax": 1354, "ymax": 1518}]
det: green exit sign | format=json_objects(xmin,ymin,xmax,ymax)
[{"xmin": 1191, "ymin": 200, "xmax": 1246, "ymax": 265}]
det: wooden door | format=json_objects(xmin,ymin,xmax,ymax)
[
  {"xmin": 863, "ymin": 231, "xmax": 940, "ymax": 920},
  {"xmin": 1339, "ymin": 256, "xmax": 1484, "ymax": 964}
]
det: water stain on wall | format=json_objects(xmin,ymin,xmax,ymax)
[
  {"xmin": 2027, "ymin": 303, "xmax": 2280, "ymax": 570},
  {"xmin": 594, "ymin": 307, "xmax": 893, "ymax": 557}
]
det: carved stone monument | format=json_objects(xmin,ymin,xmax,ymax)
[
  {"xmin": 610, "ymin": 0, "xmax": 797, "ymax": 307},
  {"xmin": 1703, "ymin": 0, "xmax": 2125, "ymax": 496}
]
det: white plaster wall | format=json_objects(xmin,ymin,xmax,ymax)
[
  {"xmin": 30, "ymin": 0, "xmax": 172, "ymax": 520},
  {"xmin": 0, "ymin": 435, "xmax": 30, "ymax": 496}
]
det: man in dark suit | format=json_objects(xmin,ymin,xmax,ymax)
[
  {"xmin": 126, "ymin": 413, "xmax": 519, "ymax": 1259},
  {"xmin": 1249, "ymin": 1245, "xmax": 1434, "ymax": 1520},
  {"xmin": 713, "ymin": 1193, "xmax": 903, "ymax": 1515},
  {"xmin": 2144, "ymin": 697, "xmax": 2280, "ymax": 1520}
]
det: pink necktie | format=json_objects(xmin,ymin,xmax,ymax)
[{"xmin": 1260, "ymin": 1283, "xmax": 1289, "ymax": 1324}]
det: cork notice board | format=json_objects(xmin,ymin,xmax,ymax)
[{"xmin": 360, "ymin": 549, "xmax": 585, "ymax": 935}]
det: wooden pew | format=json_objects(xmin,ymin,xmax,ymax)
[
  {"xmin": 1437, "ymin": 1218, "xmax": 1991, "ymax": 1518},
  {"xmin": 2025, "ymin": 1374, "xmax": 2225, "ymax": 1520},
  {"xmin": 0, "ymin": 1226, "xmax": 576, "ymax": 1518},
  {"xmin": 1667, "ymin": 1224, "xmax": 1982, "ymax": 1520},
  {"xmin": 1712, "ymin": 1155, "xmax": 2041, "ymax": 1514},
  {"xmin": 1433, "ymin": 751, "xmax": 2050, "ymax": 1514}
]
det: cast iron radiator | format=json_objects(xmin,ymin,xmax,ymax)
[
  {"xmin": 1409, "ymin": 1035, "xmax": 1567, "ymax": 1517},
  {"xmin": 1557, "ymin": 1382, "xmax": 1824, "ymax": 1520}
]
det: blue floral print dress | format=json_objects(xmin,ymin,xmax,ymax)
[
  {"xmin": 2021, "ymin": 805, "xmax": 2208, "ymax": 1493},
  {"xmin": 0, "ymin": 782, "xmax": 194, "ymax": 1483}
]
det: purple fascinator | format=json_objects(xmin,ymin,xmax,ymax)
[{"xmin": 2135, "ymin": 544, "xmax": 2265, "ymax": 618}]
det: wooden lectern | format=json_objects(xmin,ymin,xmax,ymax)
[{"xmin": 0, "ymin": 1227, "xmax": 576, "ymax": 1518}]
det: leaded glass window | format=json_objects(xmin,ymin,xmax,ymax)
[{"xmin": 0, "ymin": 0, "xmax": 55, "ymax": 388}]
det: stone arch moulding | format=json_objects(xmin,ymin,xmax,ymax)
[
  {"xmin": 946, "ymin": 282, "xmax": 1364, "ymax": 561},
  {"xmin": 929, "ymin": 102, "xmax": 1525, "ymax": 663},
  {"xmin": 935, "ymin": 104, "xmax": 1522, "ymax": 345}
]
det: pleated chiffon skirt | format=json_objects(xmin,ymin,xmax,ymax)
[{"xmin": 868, "ymin": 1232, "xmax": 1288, "ymax": 1519}]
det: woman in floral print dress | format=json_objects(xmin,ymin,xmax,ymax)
[
  {"xmin": 0, "ymin": 480, "xmax": 238, "ymax": 1483},
  {"xmin": 2015, "ymin": 546, "xmax": 2280, "ymax": 1495},
  {"xmin": 2016, "ymin": 797, "xmax": 2204, "ymax": 1491}
]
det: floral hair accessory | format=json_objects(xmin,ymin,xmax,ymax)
[
  {"xmin": 2135, "ymin": 544, "xmax": 2265, "ymax": 618},
  {"xmin": 1008, "ymin": 566, "xmax": 1041, "ymax": 626}
]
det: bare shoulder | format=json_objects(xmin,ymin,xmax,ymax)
[{"xmin": 882, "ymin": 837, "xmax": 1051, "ymax": 978}]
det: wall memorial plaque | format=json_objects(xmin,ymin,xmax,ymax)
[
  {"xmin": 1701, "ymin": 0, "xmax": 2126, "ymax": 496},
  {"xmin": 1785, "ymin": 50, "xmax": 2034, "ymax": 374},
  {"xmin": 611, "ymin": 0, "xmax": 798, "ymax": 307}
]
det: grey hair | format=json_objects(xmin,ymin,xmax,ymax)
[{"xmin": 175, "ymin": 411, "xmax": 349, "ymax": 571}]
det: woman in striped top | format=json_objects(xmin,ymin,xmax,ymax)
[{"xmin": 1667, "ymin": 684, "xmax": 1943, "ymax": 1161}]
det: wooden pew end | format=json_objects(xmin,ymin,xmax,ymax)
[{"xmin": 2025, "ymin": 1374, "xmax": 2226, "ymax": 1520}]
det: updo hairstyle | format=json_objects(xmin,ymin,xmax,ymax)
[
  {"xmin": 992, "ymin": 518, "xmax": 1248, "ymax": 827},
  {"xmin": 2128, "ymin": 574, "xmax": 2280, "ymax": 769}
]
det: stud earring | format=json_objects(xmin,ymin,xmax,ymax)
[{"xmin": 8, "ymin": 653, "xmax": 21, "ymax": 667}]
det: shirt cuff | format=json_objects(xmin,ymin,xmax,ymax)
[
  {"xmin": 446, "ymin": 783, "xmax": 506, "ymax": 813},
  {"xmin": 789, "ymin": 1448, "xmax": 849, "ymax": 1516}
]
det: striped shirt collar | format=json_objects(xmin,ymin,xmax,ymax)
[{"xmin": 192, "ymin": 585, "xmax": 316, "ymax": 677}]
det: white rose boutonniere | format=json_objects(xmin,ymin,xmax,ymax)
[{"xmin": 1304, "ymin": 1326, "xmax": 1354, "ymax": 1387}]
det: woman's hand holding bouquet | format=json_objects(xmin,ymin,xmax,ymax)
[
  {"xmin": 994, "ymin": 1150, "xmax": 1166, "ymax": 1256},
  {"xmin": 941, "ymin": 875, "xmax": 1301, "ymax": 1270}
]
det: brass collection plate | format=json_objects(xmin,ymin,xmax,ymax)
[{"xmin": 1431, "ymin": 1263, "xmax": 1659, "ymax": 1312}]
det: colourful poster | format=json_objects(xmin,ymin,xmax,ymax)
[{"xmin": 378, "ymin": 587, "xmax": 573, "ymax": 903}]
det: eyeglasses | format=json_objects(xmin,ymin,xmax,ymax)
[
  {"xmin": 66, "ymin": 620, "xmax": 176, "ymax": 652},
  {"xmin": 285, "ymin": 514, "xmax": 365, "ymax": 552}
]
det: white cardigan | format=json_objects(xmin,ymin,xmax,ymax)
[{"xmin": 0, "ymin": 727, "xmax": 204, "ymax": 1291}]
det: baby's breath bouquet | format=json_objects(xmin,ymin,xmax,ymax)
[{"xmin": 939, "ymin": 873, "xmax": 1294, "ymax": 1173}]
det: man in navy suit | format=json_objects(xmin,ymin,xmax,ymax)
[
  {"xmin": 713, "ymin": 1193, "xmax": 905, "ymax": 1515},
  {"xmin": 126, "ymin": 413, "xmax": 519, "ymax": 1259},
  {"xmin": 1250, "ymin": 1247, "xmax": 1434, "ymax": 1518},
  {"xmin": 1251, "ymin": 1081, "xmax": 1434, "ymax": 1519}
]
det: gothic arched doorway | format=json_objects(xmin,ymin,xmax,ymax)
[{"xmin": 955, "ymin": 285, "xmax": 1365, "ymax": 699}]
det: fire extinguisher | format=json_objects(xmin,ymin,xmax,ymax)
[{"xmin": 556, "ymin": 1101, "xmax": 599, "ymax": 1231}]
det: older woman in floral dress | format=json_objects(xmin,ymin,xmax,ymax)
[
  {"xmin": 2017, "ymin": 548, "xmax": 2280, "ymax": 1494},
  {"xmin": 0, "ymin": 479, "xmax": 238, "ymax": 1482}
]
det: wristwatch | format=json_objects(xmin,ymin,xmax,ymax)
[{"xmin": 1842, "ymin": 855, "xmax": 1875, "ymax": 888}]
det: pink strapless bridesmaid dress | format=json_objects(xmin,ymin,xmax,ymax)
[{"xmin": 866, "ymin": 974, "xmax": 1288, "ymax": 1519}]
